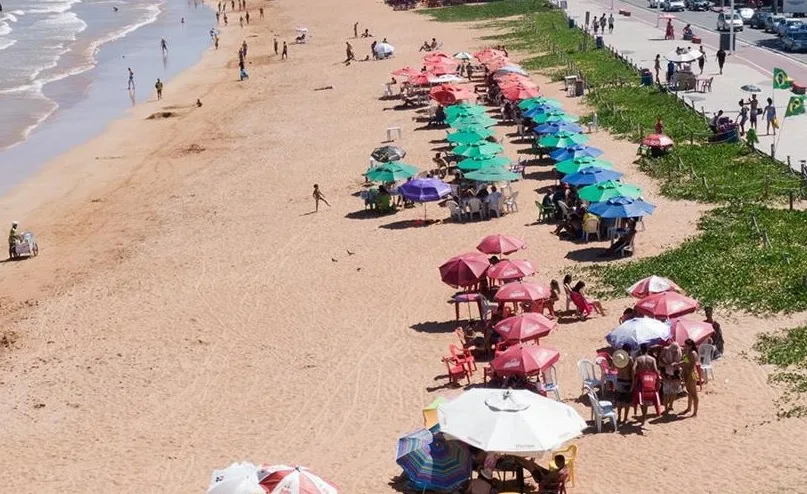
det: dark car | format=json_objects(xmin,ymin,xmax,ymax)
[
  {"xmin": 782, "ymin": 30, "xmax": 807, "ymax": 52},
  {"xmin": 750, "ymin": 11, "xmax": 771, "ymax": 29},
  {"xmin": 685, "ymin": 0, "xmax": 710, "ymax": 10}
]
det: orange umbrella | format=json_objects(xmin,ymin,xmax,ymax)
[{"xmin": 501, "ymin": 85, "xmax": 541, "ymax": 101}]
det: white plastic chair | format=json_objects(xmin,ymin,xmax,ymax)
[
  {"xmin": 582, "ymin": 217, "xmax": 601, "ymax": 242},
  {"xmin": 480, "ymin": 297, "xmax": 496, "ymax": 322},
  {"xmin": 542, "ymin": 365, "xmax": 561, "ymax": 401},
  {"xmin": 636, "ymin": 217, "xmax": 646, "ymax": 232},
  {"xmin": 446, "ymin": 200, "xmax": 464, "ymax": 222},
  {"xmin": 698, "ymin": 343, "xmax": 715, "ymax": 382},
  {"xmin": 577, "ymin": 359, "xmax": 600, "ymax": 394},
  {"xmin": 503, "ymin": 191, "xmax": 519, "ymax": 212},
  {"xmin": 467, "ymin": 198, "xmax": 484, "ymax": 220},
  {"xmin": 487, "ymin": 199, "xmax": 503, "ymax": 218},
  {"xmin": 587, "ymin": 391, "xmax": 618, "ymax": 432},
  {"xmin": 595, "ymin": 356, "xmax": 618, "ymax": 394}
]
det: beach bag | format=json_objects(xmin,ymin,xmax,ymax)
[{"xmin": 772, "ymin": 117, "xmax": 780, "ymax": 129}]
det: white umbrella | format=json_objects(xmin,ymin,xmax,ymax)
[
  {"xmin": 494, "ymin": 65, "xmax": 527, "ymax": 76},
  {"xmin": 296, "ymin": 27, "xmax": 308, "ymax": 32},
  {"xmin": 374, "ymin": 42, "xmax": 395, "ymax": 57},
  {"xmin": 605, "ymin": 317, "xmax": 671, "ymax": 349},
  {"xmin": 258, "ymin": 465, "xmax": 338, "ymax": 494},
  {"xmin": 428, "ymin": 74, "xmax": 464, "ymax": 84},
  {"xmin": 627, "ymin": 275, "xmax": 682, "ymax": 298},
  {"xmin": 437, "ymin": 389, "xmax": 586, "ymax": 455},
  {"xmin": 454, "ymin": 51, "xmax": 473, "ymax": 60},
  {"xmin": 207, "ymin": 462, "xmax": 265, "ymax": 494},
  {"xmin": 665, "ymin": 48, "xmax": 702, "ymax": 63}
]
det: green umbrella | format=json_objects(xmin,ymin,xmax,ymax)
[
  {"xmin": 365, "ymin": 161, "xmax": 419, "ymax": 183},
  {"xmin": 464, "ymin": 166, "xmax": 520, "ymax": 182},
  {"xmin": 454, "ymin": 142, "xmax": 504, "ymax": 159},
  {"xmin": 538, "ymin": 131, "xmax": 589, "ymax": 149},
  {"xmin": 554, "ymin": 157, "xmax": 614, "ymax": 175},
  {"xmin": 450, "ymin": 114, "xmax": 498, "ymax": 129},
  {"xmin": 578, "ymin": 180, "xmax": 642, "ymax": 202},
  {"xmin": 445, "ymin": 104, "xmax": 486, "ymax": 121},
  {"xmin": 447, "ymin": 129, "xmax": 494, "ymax": 145},
  {"xmin": 532, "ymin": 111, "xmax": 579, "ymax": 125},
  {"xmin": 517, "ymin": 97, "xmax": 562, "ymax": 111},
  {"xmin": 457, "ymin": 155, "xmax": 511, "ymax": 172}
]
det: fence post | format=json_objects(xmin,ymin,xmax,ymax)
[
  {"xmin": 771, "ymin": 143, "xmax": 776, "ymax": 160},
  {"xmin": 751, "ymin": 214, "xmax": 760, "ymax": 234},
  {"xmin": 762, "ymin": 230, "xmax": 772, "ymax": 249},
  {"xmin": 790, "ymin": 190, "xmax": 795, "ymax": 210},
  {"xmin": 690, "ymin": 131, "xmax": 694, "ymax": 145}
]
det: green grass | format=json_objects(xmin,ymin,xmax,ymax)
[
  {"xmin": 591, "ymin": 204, "xmax": 807, "ymax": 314},
  {"xmin": 755, "ymin": 325, "xmax": 807, "ymax": 417},
  {"xmin": 421, "ymin": 0, "xmax": 551, "ymax": 22}
]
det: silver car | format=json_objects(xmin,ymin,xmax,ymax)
[{"xmin": 717, "ymin": 12, "xmax": 744, "ymax": 31}]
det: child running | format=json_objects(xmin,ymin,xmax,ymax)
[{"xmin": 313, "ymin": 184, "xmax": 331, "ymax": 212}]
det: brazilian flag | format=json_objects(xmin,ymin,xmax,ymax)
[
  {"xmin": 785, "ymin": 95, "xmax": 805, "ymax": 118},
  {"xmin": 773, "ymin": 68, "xmax": 792, "ymax": 89}
]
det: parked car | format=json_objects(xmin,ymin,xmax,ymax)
[
  {"xmin": 778, "ymin": 19, "xmax": 804, "ymax": 37},
  {"xmin": 648, "ymin": 0, "xmax": 660, "ymax": 7},
  {"xmin": 738, "ymin": 7, "xmax": 755, "ymax": 24},
  {"xmin": 662, "ymin": 0, "xmax": 686, "ymax": 11},
  {"xmin": 685, "ymin": 0, "xmax": 710, "ymax": 10},
  {"xmin": 766, "ymin": 15, "xmax": 787, "ymax": 33},
  {"xmin": 782, "ymin": 31, "xmax": 807, "ymax": 51},
  {"xmin": 717, "ymin": 12, "xmax": 744, "ymax": 31},
  {"xmin": 750, "ymin": 11, "xmax": 771, "ymax": 29}
]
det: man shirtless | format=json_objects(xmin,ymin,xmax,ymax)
[{"xmin": 633, "ymin": 343, "xmax": 659, "ymax": 424}]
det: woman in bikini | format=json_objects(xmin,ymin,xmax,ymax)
[{"xmin": 682, "ymin": 338, "xmax": 700, "ymax": 417}]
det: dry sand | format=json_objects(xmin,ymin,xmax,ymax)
[{"xmin": 0, "ymin": 0, "xmax": 806, "ymax": 493}]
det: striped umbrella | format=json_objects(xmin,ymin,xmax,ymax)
[
  {"xmin": 396, "ymin": 427, "xmax": 472, "ymax": 492},
  {"xmin": 257, "ymin": 465, "xmax": 337, "ymax": 494}
]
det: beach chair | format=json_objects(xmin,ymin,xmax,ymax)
[
  {"xmin": 549, "ymin": 444, "xmax": 578, "ymax": 487},
  {"xmin": 442, "ymin": 355, "xmax": 471, "ymax": 386},
  {"xmin": 577, "ymin": 359, "xmax": 600, "ymax": 394},
  {"xmin": 446, "ymin": 200, "xmax": 464, "ymax": 222},
  {"xmin": 467, "ymin": 198, "xmax": 484, "ymax": 220},
  {"xmin": 587, "ymin": 390, "xmax": 618, "ymax": 432},
  {"xmin": 595, "ymin": 356, "xmax": 618, "ymax": 394},
  {"xmin": 633, "ymin": 370, "xmax": 662, "ymax": 416},
  {"xmin": 503, "ymin": 191, "xmax": 519, "ymax": 212},
  {"xmin": 698, "ymin": 343, "xmax": 715, "ymax": 382},
  {"xmin": 450, "ymin": 344, "xmax": 476, "ymax": 372},
  {"xmin": 487, "ymin": 199, "xmax": 503, "ymax": 218},
  {"xmin": 542, "ymin": 365, "xmax": 561, "ymax": 401},
  {"xmin": 569, "ymin": 291, "xmax": 592, "ymax": 319},
  {"xmin": 615, "ymin": 237, "xmax": 635, "ymax": 257},
  {"xmin": 536, "ymin": 201, "xmax": 556, "ymax": 223},
  {"xmin": 582, "ymin": 217, "xmax": 601, "ymax": 242},
  {"xmin": 455, "ymin": 327, "xmax": 476, "ymax": 351}
]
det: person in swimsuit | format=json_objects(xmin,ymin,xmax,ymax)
[
  {"xmin": 659, "ymin": 342, "xmax": 683, "ymax": 413},
  {"xmin": 682, "ymin": 338, "xmax": 700, "ymax": 417},
  {"xmin": 615, "ymin": 343, "xmax": 634, "ymax": 424},
  {"xmin": 747, "ymin": 94, "xmax": 759, "ymax": 130}
]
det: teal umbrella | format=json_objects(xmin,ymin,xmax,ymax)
[
  {"xmin": 555, "ymin": 157, "xmax": 614, "ymax": 175},
  {"xmin": 452, "ymin": 122, "xmax": 495, "ymax": 133},
  {"xmin": 538, "ymin": 131, "xmax": 589, "ymax": 149},
  {"xmin": 464, "ymin": 166, "xmax": 520, "ymax": 182},
  {"xmin": 445, "ymin": 104, "xmax": 486, "ymax": 121},
  {"xmin": 447, "ymin": 129, "xmax": 494, "ymax": 144},
  {"xmin": 532, "ymin": 111, "xmax": 579, "ymax": 125},
  {"xmin": 454, "ymin": 142, "xmax": 504, "ymax": 159},
  {"xmin": 578, "ymin": 180, "xmax": 642, "ymax": 202},
  {"xmin": 457, "ymin": 155, "xmax": 511, "ymax": 172},
  {"xmin": 518, "ymin": 97, "xmax": 562, "ymax": 111},
  {"xmin": 450, "ymin": 114, "xmax": 498, "ymax": 129},
  {"xmin": 365, "ymin": 161, "xmax": 418, "ymax": 183}
]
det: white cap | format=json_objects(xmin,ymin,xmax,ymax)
[{"xmin": 11, "ymin": 221, "xmax": 18, "ymax": 226}]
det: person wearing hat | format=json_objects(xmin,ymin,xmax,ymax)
[
  {"xmin": 613, "ymin": 344, "xmax": 634, "ymax": 424},
  {"xmin": 8, "ymin": 221, "xmax": 20, "ymax": 259}
]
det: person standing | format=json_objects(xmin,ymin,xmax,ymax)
[
  {"xmin": 223, "ymin": 13, "xmax": 228, "ymax": 25},
  {"xmin": 608, "ymin": 13, "xmax": 614, "ymax": 33},
  {"xmin": 748, "ymin": 93, "xmax": 759, "ymax": 130},
  {"xmin": 704, "ymin": 306, "xmax": 724, "ymax": 358},
  {"xmin": 160, "ymin": 37, "xmax": 168, "ymax": 55},
  {"xmin": 241, "ymin": 40, "xmax": 248, "ymax": 58},
  {"xmin": 614, "ymin": 344, "xmax": 634, "ymax": 425},
  {"xmin": 737, "ymin": 99, "xmax": 749, "ymax": 136},
  {"xmin": 716, "ymin": 47, "xmax": 726, "ymax": 74},
  {"xmin": 697, "ymin": 46, "xmax": 705, "ymax": 75},
  {"xmin": 313, "ymin": 184, "xmax": 330, "ymax": 212},
  {"xmin": 239, "ymin": 15, "xmax": 243, "ymax": 27},
  {"xmin": 273, "ymin": 37, "xmax": 278, "ymax": 55},
  {"xmin": 655, "ymin": 116, "xmax": 664, "ymax": 134},
  {"xmin": 682, "ymin": 339, "xmax": 700, "ymax": 417},
  {"xmin": 155, "ymin": 78, "xmax": 163, "ymax": 100},
  {"xmin": 281, "ymin": 41, "xmax": 288, "ymax": 60},
  {"xmin": 127, "ymin": 67, "xmax": 135, "ymax": 90},
  {"xmin": 214, "ymin": 34, "xmax": 219, "ymax": 50},
  {"xmin": 245, "ymin": 10, "xmax": 249, "ymax": 24},
  {"xmin": 344, "ymin": 41, "xmax": 355, "ymax": 65},
  {"xmin": 654, "ymin": 54, "xmax": 661, "ymax": 83},
  {"xmin": 353, "ymin": 21, "xmax": 359, "ymax": 38},
  {"xmin": 259, "ymin": 7, "xmax": 263, "ymax": 18},
  {"xmin": 633, "ymin": 343, "xmax": 659, "ymax": 425},
  {"xmin": 8, "ymin": 221, "xmax": 20, "ymax": 259},
  {"xmin": 764, "ymin": 97, "xmax": 777, "ymax": 135},
  {"xmin": 215, "ymin": 11, "xmax": 220, "ymax": 23}
]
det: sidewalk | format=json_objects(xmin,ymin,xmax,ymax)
[{"xmin": 561, "ymin": 0, "xmax": 807, "ymax": 171}]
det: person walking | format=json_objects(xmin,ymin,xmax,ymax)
[
  {"xmin": 353, "ymin": 21, "xmax": 359, "ymax": 38},
  {"xmin": 608, "ymin": 13, "xmax": 614, "ymax": 33},
  {"xmin": 716, "ymin": 48, "xmax": 726, "ymax": 75},
  {"xmin": 344, "ymin": 41, "xmax": 355, "ymax": 65},
  {"xmin": 223, "ymin": 12, "xmax": 228, "ymax": 26},
  {"xmin": 127, "ymin": 67, "xmax": 135, "ymax": 90},
  {"xmin": 654, "ymin": 54, "xmax": 661, "ymax": 83},
  {"xmin": 160, "ymin": 37, "xmax": 168, "ymax": 55},
  {"xmin": 764, "ymin": 97, "xmax": 777, "ymax": 135},
  {"xmin": 245, "ymin": 10, "xmax": 249, "ymax": 24},
  {"xmin": 155, "ymin": 78, "xmax": 163, "ymax": 100},
  {"xmin": 281, "ymin": 41, "xmax": 288, "ymax": 60},
  {"xmin": 698, "ymin": 46, "xmax": 705, "ymax": 74},
  {"xmin": 273, "ymin": 37, "xmax": 278, "ymax": 55},
  {"xmin": 313, "ymin": 184, "xmax": 330, "ymax": 212}
]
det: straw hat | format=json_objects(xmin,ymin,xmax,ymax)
[{"xmin": 612, "ymin": 350, "xmax": 630, "ymax": 369}]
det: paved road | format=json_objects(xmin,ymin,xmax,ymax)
[{"xmin": 611, "ymin": 0, "xmax": 807, "ymax": 63}]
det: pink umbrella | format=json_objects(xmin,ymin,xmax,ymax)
[
  {"xmin": 392, "ymin": 66, "xmax": 420, "ymax": 77},
  {"xmin": 642, "ymin": 134, "xmax": 675, "ymax": 148},
  {"xmin": 476, "ymin": 234, "xmax": 527, "ymax": 255},
  {"xmin": 670, "ymin": 318, "xmax": 714, "ymax": 346},
  {"xmin": 258, "ymin": 465, "xmax": 337, "ymax": 494},
  {"xmin": 423, "ymin": 51, "xmax": 451, "ymax": 62},
  {"xmin": 494, "ymin": 281, "xmax": 551, "ymax": 302},
  {"xmin": 439, "ymin": 252, "xmax": 490, "ymax": 288},
  {"xmin": 635, "ymin": 292, "xmax": 699, "ymax": 320},
  {"xmin": 494, "ymin": 313, "xmax": 557, "ymax": 343},
  {"xmin": 628, "ymin": 275, "xmax": 683, "ymax": 298},
  {"xmin": 487, "ymin": 259, "xmax": 536, "ymax": 281},
  {"xmin": 483, "ymin": 57, "xmax": 511, "ymax": 71},
  {"xmin": 501, "ymin": 85, "xmax": 541, "ymax": 101},
  {"xmin": 408, "ymin": 72, "xmax": 435, "ymax": 86},
  {"xmin": 498, "ymin": 79, "xmax": 539, "ymax": 90},
  {"xmin": 491, "ymin": 344, "xmax": 560, "ymax": 376},
  {"xmin": 474, "ymin": 48, "xmax": 507, "ymax": 62},
  {"xmin": 425, "ymin": 63, "xmax": 458, "ymax": 76}
]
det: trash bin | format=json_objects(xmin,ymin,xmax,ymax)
[
  {"xmin": 719, "ymin": 32, "xmax": 736, "ymax": 51},
  {"xmin": 568, "ymin": 17, "xmax": 575, "ymax": 29},
  {"xmin": 640, "ymin": 69, "xmax": 653, "ymax": 86},
  {"xmin": 574, "ymin": 79, "xmax": 585, "ymax": 96},
  {"xmin": 595, "ymin": 35, "xmax": 604, "ymax": 49}
]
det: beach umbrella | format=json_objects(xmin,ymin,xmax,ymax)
[
  {"xmin": 476, "ymin": 233, "xmax": 526, "ymax": 255},
  {"xmin": 494, "ymin": 313, "xmax": 556, "ymax": 343},
  {"xmin": 392, "ymin": 66, "xmax": 420, "ymax": 77},
  {"xmin": 396, "ymin": 427, "xmax": 472, "ymax": 492},
  {"xmin": 454, "ymin": 51, "xmax": 473, "ymax": 60},
  {"xmin": 484, "ymin": 58, "xmax": 512, "ymax": 71},
  {"xmin": 494, "ymin": 281, "xmax": 551, "ymax": 303},
  {"xmin": 523, "ymin": 104, "xmax": 562, "ymax": 119},
  {"xmin": 430, "ymin": 85, "xmax": 475, "ymax": 106},
  {"xmin": 449, "ymin": 114, "xmax": 498, "ymax": 129},
  {"xmin": 491, "ymin": 345, "xmax": 561, "ymax": 377},
  {"xmin": 501, "ymin": 85, "xmax": 541, "ymax": 101},
  {"xmin": 538, "ymin": 131, "xmax": 589, "ymax": 149},
  {"xmin": 474, "ymin": 48, "xmax": 507, "ymax": 62},
  {"xmin": 364, "ymin": 162, "xmax": 418, "ymax": 183},
  {"xmin": 457, "ymin": 156, "xmax": 510, "ymax": 171},
  {"xmin": 437, "ymin": 389, "xmax": 586, "ymax": 454},
  {"xmin": 207, "ymin": 462, "xmax": 264, "ymax": 494},
  {"xmin": 642, "ymin": 134, "xmax": 675, "ymax": 148},
  {"xmin": 447, "ymin": 129, "xmax": 494, "ymax": 145},
  {"xmin": 426, "ymin": 63, "xmax": 458, "ymax": 76},
  {"xmin": 464, "ymin": 167, "xmax": 520, "ymax": 182},
  {"xmin": 534, "ymin": 122, "xmax": 583, "ymax": 134},
  {"xmin": 549, "ymin": 145, "xmax": 604, "ymax": 162},
  {"xmin": 588, "ymin": 196, "xmax": 656, "ymax": 218},
  {"xmin": 578, "ymin": 180, "xmax": 642, "ymax": 202},
  {"xmin": 451, "ymin": 122, "xmax": 496, "ymax": 133},
  {"xmin": 741, "ymin": 84, "xmax": 763, "ymax": 93},
  {"xmin": 370, "ymin": 145, "xmax": 406, "ymax": 162},
  {"xmin": 665, "ymin": 47, "xmax": 702, "ymax": 63},
  {"xmin": 400, "ymin": 178, "xmax": 451, "ymax": 203},
  {"xmin": 258, "ymin": 465, "xmax": 337, "ymax": 494},
  {"xmin": 429, "ymin": 74, "xmax": 464, "ymax": 84},
  {"xmin": 628, "ymin": 275, "xmax": 683, "ymax": 299},
  {"xmin": 445, "ymin": 104, "xmax": 486, "ymax": 120},
  {"xmin": 606, "ymin": 317, "xmax": 672, "ymax": 349},
  {"xmin": 408, "ymin": 72, "xmax": 435, "ymax": 86},
  {"xmin": 494, "ymin": 65, "xmax": 528, "ymax": 76},
  {"xmin": 554, "ymin": 157, "xmax": 613, "ymax": 175},
  {"xmin": 498, "ymin": 80, "xmax": 540, "ymax": 92},
  {"xmin": 495, "ymin": 73, "xmax": 536, "ymax": 85},
  {"xmin": 374, "ymin": 42, "xmax": 395, "ymax": 58},
  {"xmin": 439, "ymin": 253, "xmax": 490, "ymax": 288},
  {"xmin": 454, "ymin": 142, "xmax": 504, "ymax": 159},
  {"xmin": 561, "ymin": 166, "xmax": 622, "ymax": 186},
  {"xmin": 518, "ymin": 97, "xmax": 562, "ymax": 111},
  {"xmin": 424, "ymin": 52, "xmax": 451, "ymax": 63},
  {"xmin": 635, "ymin": 292, "xmax": 699, "ymax": 320},
  {"xmin": 487, "ymin": 259, "xmax": 535, "ymax": 281},
  {"xmin": 532, "ymin": 111, "xmax": 579, "ymax": 125},
  {"xmin": 670, "ymin": 318, "xmax": 715, "ymax": 346}
]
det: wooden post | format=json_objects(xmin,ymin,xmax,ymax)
[
  {"xmin": 690, "ymin": 131, "xmax": 694, "ymax": 145},
  {"xmin": 770, "ymin": 143, "xmax": 775, "ymax": 159},
  {"xmin": 764, "ymin": 176, "xmax": 771, "ymax": 197},
  {"xmin": 790, "ymin": 190, "xmax": 795, "ymax": 210}
]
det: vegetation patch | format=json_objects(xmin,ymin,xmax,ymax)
[{"xmin": 755, "ymin": 325, "xmax": 807, "ymax": 417}]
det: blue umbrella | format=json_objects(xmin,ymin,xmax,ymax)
[
  {"xmin": 588, "ymin": 196, "xmax": 656, "ymax": 218},
  {"xmin": 606, "ymin": 317, "xmax": 671, "ymax": 350},
  {"xmin": 399, "ymin": 178, "xmax": 452, "ymax": 203},
  {"xmin": 396, "ymin": 427, "xmax": 472, "ymax": 492},
  {"xmin": 522, "ymin": 104, "xmax": 558, "ymax": 119},
  {"xmin": 549, "ymin": 145, "xmax": 604, "ymax": 162},
  {"xmin": 561, "ymin": 166, "xmax": 623, "ymax": 186},
  {"xmin": 534, "ymin": 122, "xmax": 584, "ymax": 135}
]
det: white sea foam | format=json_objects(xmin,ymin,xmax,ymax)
[
  {"xmin": 87, "ymin": 2, "xmax": 162, "ymax": 56},
  {"xmin": 28, "ymin": 0, "xmax": 82, "ymax": 15},
  {"xmin": 0, "ymin": 22, "xmax": 11, "ymax": 36},
  {"xmin": 0, "ymin": 38, "xmax": 16, "ymax": 50}
]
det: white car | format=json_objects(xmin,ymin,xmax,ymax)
[
  {"xmin": 738, "ymin": 7, "xmax": 755, "ymax": 24},
  {"xmin": 717, "ymin": 12, "xmax": 744, "ymax": 31},
  {"xmin": 662, "ymin": 0, "xmax": 686, "ymax": 11}
]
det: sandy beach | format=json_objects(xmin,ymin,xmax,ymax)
[{"xmin": 1, "ymin": 0, "xmax": 807, "ymax": 493}]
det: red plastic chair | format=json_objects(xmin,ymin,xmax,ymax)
[
  {"xmin": 569, "ymin": 291, "xmax": 593, "ymax": 318},
  {"xmin": 450, "ymin": 344, "xmax": 476, "ymax": 372},
  {"xmin": 442, "ymin": 355, "xmax": 471, "ymax": 386},
  {"xmin": 632, "ymin": 371, "xmax": 662, "ymax": 416}
]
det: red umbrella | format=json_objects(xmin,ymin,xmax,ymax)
[
  {"xmin": 423, "ymin": 52, "xmax": 451, "ymax": 63},
  {"xmin": 498, "ymin": 79, "xmax": 539, "ymax": 90},
  {"xmin": 476, "ymin": 234, "xmax": 526, "ymax": 255},
  {"xmin": 487, "ymin": 259, "xmax": 536, "ymax": 281},
  {"xmin": 425, "ymin": 63, "xmax": 457, "ymax": 76},
  {"xmin": 430, "ymin": 84, "xmax": 475, "ymax": 106},
  {"xmin": 635, "ymin": 291, "xmax": 699, "ymax": 319},
  {"xmin": 628, "ymin": 275, "xmax": 683, "ymax": 298},
  {"xmin": 494, "ymin": 281, "xmax": 551, "ymax": 302},
  {"xmin": 258, "ymin": 465, "xmax": 337, "ymax": 494},
  {"xmin": 474, "ymin": 48, "xmax": 507, "ymax": 62},
  {"xmin": 439, "ymin": 252, "xmax": 490, "ymax": 288},
  {"xmin": 670, "ymin": 318, "xmax": 714, "ymax": 346},
  {"xmin": 484, "ymin": 57, "xmax": 511, "ymax": 71},
  {"xmin": 643, "ymin": 134, "xmax": 675, "ymax": 147},
  {"xmin": 491, "ymin": 344, "xmax": 560, "ymax": 376},
  {"xmin": 408, "ymin": 72, "xmax": 434, "ymax": 86},
  {"xmin": 393, "ymin": 66, "xmax": 420, "ymax": 77},
  {"xmin": 494, "ymin": 313, "xmax": 557, "ymax": 343},
  {"xmin": 501, "ymin": 85, "xmax": 541, "ymax": 101}
]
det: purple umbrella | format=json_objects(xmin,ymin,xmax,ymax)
[{"xmin": 399, "ymin": 178, "xmax": 452, "ymax": 223}]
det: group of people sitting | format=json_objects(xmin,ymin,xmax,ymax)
[
  {"xmin": 418, "ymin": 37, "xmax": 440, "ymax": 51},
  {"xmin": 464, "ymin": 449, "xmax": 569, "ymax": 494}
]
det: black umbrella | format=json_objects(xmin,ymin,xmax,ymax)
[{"xmin": 371, "ymin": 145, "xmax": 406, "ymax": 162}]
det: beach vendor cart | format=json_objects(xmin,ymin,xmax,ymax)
[{"xmin": 10, "ymin": 231, "xmax": 39, "ymax": 259}]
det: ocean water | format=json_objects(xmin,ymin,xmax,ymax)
[{"xmin": 0, "ymin": 0, "xmax": 214, "ymax": 193}]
